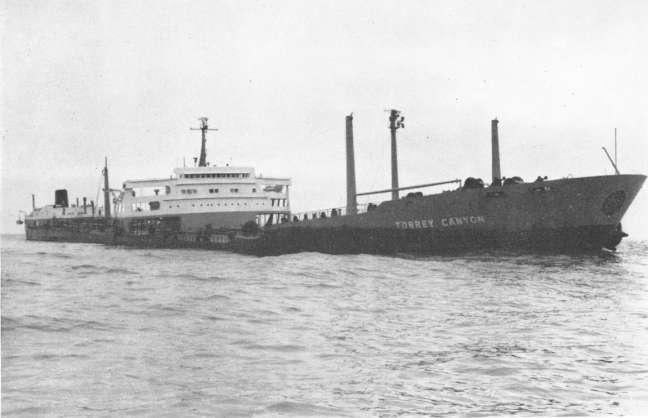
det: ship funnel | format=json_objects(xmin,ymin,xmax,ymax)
[
  {"xmin": 346, "ymin": 113, "xmax": 357, "ymax": 215},
  {"xmin": 491, "ymin": 119, "xmax": 502, "ymax": 186},
  {"xmin": 55, "ymin": 189, "xmax": 69, "ymax": 208}
]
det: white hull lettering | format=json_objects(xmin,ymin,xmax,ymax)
[{"xmin": 395, "ymin": 215, "xmax": 485, "ymax": 229}]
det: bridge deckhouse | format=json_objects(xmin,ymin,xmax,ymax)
[
  {"xmin": 111, "ymin": 117, "xmax": 292, "ymax": 226},
  {"xmin": 115, "ymin": 165, "xmax": 291, "ymax": 218}
]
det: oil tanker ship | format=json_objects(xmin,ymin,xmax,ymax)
[
  {"xmin": 22, "ymin": 117, "xmax": 292, "ymax": 249},
  {"xmin": 21, "ymin": 113, "xmax": 645, "ymax": 256},
  {"xmin": 236, "ymin": 113, "xmax": 645, "ymax": 255}
]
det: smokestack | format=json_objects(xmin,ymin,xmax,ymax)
[
  {"xmin": 491, "ymin": 119, "xmax": 501, "ymax": 186},
  {"xmin": 91, "ymin": 200, "xmax": 95, "ymax": 216},
  {"xmin": 76, "ymin": 197, "xmax": 79, "ymax": 208},
  {"xmin": 345, "ymin": 113, "xmax": 357, "ymax": 215},
  {"xmin": 32, "ymin": 194, "xmax": 35, "ymax": 210},
  {"xmin": 83, "ymin": 197, "xmax": 87, "ymax": 214}
]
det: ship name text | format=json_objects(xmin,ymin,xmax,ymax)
[{"xmin": 394, "ymin": 215, "xmax": 486, "ymax": 229}]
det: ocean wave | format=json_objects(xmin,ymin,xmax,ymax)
[
  {"xmin": 1, "ymin": 278, "xmax": 40, "ymax": 287},
  {"xmin": 242, "ymin": 343, "xmax": 306, "ymax": 352},
  {"xmin": 260, "ymin": 401, "xmax": 349, "ymax": 416},
  {"xmin": 106, "ymin": 267, "xmax": 138, "ymax": 275},
  {"xmin": 2, "ymin": 235, "xmax": 648, "ymax": 417}
]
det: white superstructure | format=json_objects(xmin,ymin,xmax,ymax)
[{"xmin": 115, "ymin": 165, "xmax": 290, "ymax": 225}]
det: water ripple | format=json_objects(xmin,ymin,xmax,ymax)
[{"xmin": 2, "ymin": 235, "xmax": 648, "ymax": 416}]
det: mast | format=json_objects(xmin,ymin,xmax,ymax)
[
  {"xmin": 190, "ymin": 117, "xmax": 218, "ymax": 167},
  {"xmin": 103, "ymin": 157, "xmax": 111, "ymax": 219},
  {"xmin": 491, "ymin": 118, "xmax": 501, "ymax": 186},
  {"xmin": 389, "ymin": 109, "xmax": 405, "ymax": 200},
  {"xmin": 345, "ymin": 113, "xmax": 357, "ymax": 215}
]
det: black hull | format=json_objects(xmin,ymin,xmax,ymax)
[
  {"xmin": 25, "ymin": 222, "xmax": 626, "ymax": 255},
  {"xmin": 24, "ymin": 174, "xmax": 645, "ymax": 256},
  {"xmin": 25, "ymin": 219, "xmax": 112, "ymax": 244},
  {"xmin": 233, "ymin": 224, "xmax": 625, "ymax": 256}
]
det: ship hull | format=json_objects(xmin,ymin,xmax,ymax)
[
  {"xmin": 25, "ymin": 218, "xmax": 112, "ymax": 244},
  {"xmin": 24, "ymin": 175, "xmax": 645, "ymax": 256},
  {"xmin": 111, "ymin": 212, "xmax": 246, "ymax": 249},
  {"xmin": 25, "ymin": 211, "xmax": 256, "ymax": 249},
  {"xmin": 238, "ymin": 174, "xmax": 646, "ymax": 255},
  {"xmin": 235, "ymin": 223, "xmax": 622, "ymax": 256}
]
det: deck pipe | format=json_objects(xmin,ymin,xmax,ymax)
[
  {"xmin": 345, "ymin": 113, "xmax": 357, "ymax": 215},
  {"xmin": 491, "ymin": 119, "xmax": 501, "ymax": 186},
  {"xmin": 31, "ymin": 194, "xmax": 35, "ymax": 210},
  {"xmin": 83, "ymin": 197, "xmax": 87, "ymax": 214}
]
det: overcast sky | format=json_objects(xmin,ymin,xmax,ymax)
[{"xmin": 2, "ymin": 0, "xmax": 647, "ymax": 237}]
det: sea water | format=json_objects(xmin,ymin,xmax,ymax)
[{"xmin": 2, "ymin": 234, "xmax": 648, "ymax": 416}]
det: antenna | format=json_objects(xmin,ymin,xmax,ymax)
[
  {"xmin": 190, "ymin": 117, "xmax": 218, "ymax": 167},
  {"xmin": 602, "ymin": 147, "xmax": 620, "ymax": 175}
]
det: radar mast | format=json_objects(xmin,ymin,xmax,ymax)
[{"xmin": 190, "ymin": 117, "xmax": 218, "ymax": 167}]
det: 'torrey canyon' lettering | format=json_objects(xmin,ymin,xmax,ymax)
[{"xmin": 395, "ymin": 215, "xmax": 485, "ymax": 229}]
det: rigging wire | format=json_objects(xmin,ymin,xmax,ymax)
[{"xmin": 95, "ymin": 170, "xmax": 103, "ymax": 209}]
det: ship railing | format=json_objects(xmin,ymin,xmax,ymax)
[{"xmin": 289, "ymin": 203, "xmax": 370, "ymax": 222}]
